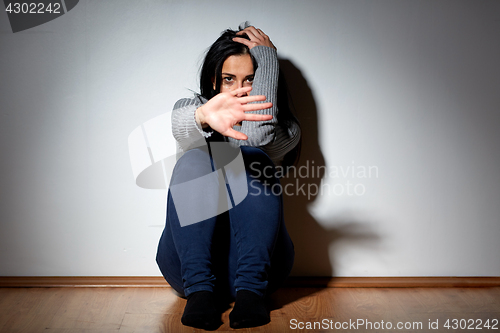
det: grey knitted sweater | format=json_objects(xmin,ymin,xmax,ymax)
[{"xmin": 171, "ymin": 46, "xmax": 301, "ymax": 166}]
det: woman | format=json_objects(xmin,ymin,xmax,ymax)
[{"xmin": 156, "ymin": 24, "xmax": 301, "ymax": 330}]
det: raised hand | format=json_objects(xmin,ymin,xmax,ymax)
[
  {"xmin": 196, "ymin": 86, "xmax": 273, "ymax": 140},
  {"xmin": 232, "ymin": 26, "xmax": 276, "ymax": 50}
]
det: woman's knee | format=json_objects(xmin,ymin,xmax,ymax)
[{"xmin": 170, "ymin": 148, "xmax": 213, "ymax": 186}]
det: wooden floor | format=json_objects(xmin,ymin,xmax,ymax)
[{"xmin": 1, "ymin": 287, "xmax": 499, "ymax": 332}]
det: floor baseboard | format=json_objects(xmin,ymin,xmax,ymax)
[
  {"xmin": 1, "ymin": 276, "xmax": 499, "ymax": 288},
  {"xmin": 285, "ymin": 276, "xmax": 500, "ymax": 288}
]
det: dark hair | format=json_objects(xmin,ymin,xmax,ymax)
[{"xmin": 200, "ymin": 27, "xmax": 257, "ymax": 100}]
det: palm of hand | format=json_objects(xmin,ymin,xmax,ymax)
[
  {"xmin": 199, "ymin": 87, "xmax": 272, "ymax": 141},
  {"xmin": 204, "ymin": 93, "xmax": 247, "ymax": 136}
]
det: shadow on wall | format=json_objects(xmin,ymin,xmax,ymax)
[{"xmin": 279, "ymin": 59, "xmax": 381, "ymax": 278}]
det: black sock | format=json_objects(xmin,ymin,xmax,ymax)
[
  {"xmin": 229, "ymin": 289, "xmax": 270, "ymax": 329},
  {"xmin": 181, "ymin": 291, "xmax": 222, "ymax": 331}
]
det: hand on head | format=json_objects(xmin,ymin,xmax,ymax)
[{"xmin": 232, "ymin": 26, "xmax": 276, "ymax": 50}]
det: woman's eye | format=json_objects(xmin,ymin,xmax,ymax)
[
  {"xmin": 244, "ymin": 77, "xmax": 254, "ymax": 86},
  {"xmin": 223, "ymin": 77, "xmax": 233, "ymax": 83}
]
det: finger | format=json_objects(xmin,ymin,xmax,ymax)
[
  {"xmin": 230, "ymin": 86, "xmax": 252, "ymax": 96},
  {"xmin": 236, "ymin": 27, "xmax": 263, "ymax": 42},
  {"xmin": 235, "ymin": 26, "xmax": 255, "ymax": 35},
  {"xmin": 256, "ymin": 28, "xmax": 268, "ymax": 38},
  {"xmin": 243, "ymin": 114, "xmax": 273, "ymax": 121},
  {"xmin": 242, "ymin": 102, "xmax": 273, "ymax": 111},
  {"xmin": 242, "ymin": 26, "xmax": 261, "ymax": 39},
  {"xmin": 232, "ymin": 37, "xmax": 255, "ymax": 48},
  {"xmin": 238, "ymin": 94, "xmax": 267, "ymax": 103},
  {"xmin": 244, "ymin": 30, "xmax": 260, "ymax": 41},
  {"xmin": 221, "ymin": 128, "xmax": 248, "ymax": 140}
]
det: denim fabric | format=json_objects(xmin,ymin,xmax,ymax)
[{"xmin": 156, "ymin": 145, "xmax": 294, "ymax": 300}]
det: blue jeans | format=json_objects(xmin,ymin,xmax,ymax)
[{"xmin": 156, "ymin": 145, "xmax": 294, "ymax": 300}]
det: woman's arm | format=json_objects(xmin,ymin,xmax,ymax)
[
  {"xmin": 231, "ymin": 27, "xmax": 279, "ymax": 147},
  {"xmin": 231, "ymin": 27, "xmax": 301, "ymax": 166},
  {"xmin": 238, "ymin": 46, "xmax": 279, "ymax": 147},
  {"xmin": 171, "ymin": 97, "xmax": 211, "ymax": 152},
  {"xmin": 172, "ymin": 91, "xmax": 274, "ymax": 151}
]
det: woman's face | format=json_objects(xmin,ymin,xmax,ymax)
[{"xmin": 216, "ymin": 53, "xmax": 254, "ymax": 97}]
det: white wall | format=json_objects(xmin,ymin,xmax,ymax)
[{"xmin": 1, "ymin": 0, "xmax": 499, "ymax": 277}]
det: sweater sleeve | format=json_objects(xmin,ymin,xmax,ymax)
[
  {"xmin": 264, "ymin": 121, "xmax": 301, "ymax": 166},
  {"xmin": 231, "ymin": 45, "xmax": 279, "ymax": 147},
  {"xmin": 171, "ymin": 97, "xmax": 213, "ymax": 151},
  {"xmin": 228, "ymin": 46, "xmax": 301, "ymax": 166}
]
